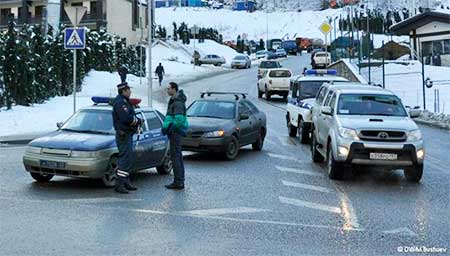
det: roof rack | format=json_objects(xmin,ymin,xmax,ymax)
[{"xmin": 200, "ymin": 92, "xmax": 248, "ymax": 100}]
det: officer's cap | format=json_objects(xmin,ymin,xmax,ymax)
[{"xmin": 117, "ymin": 82, "xmax": 131, "ymax": 90}]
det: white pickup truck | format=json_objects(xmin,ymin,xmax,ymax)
[
  {"xmin": 312, "ymin": 51, "xmax": 331, "ymax": 68},
  {"xmin": 258, "ymin": 68, "xmax": 292, "ymax": 100}
]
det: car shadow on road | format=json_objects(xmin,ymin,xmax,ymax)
[
  {"xmin": 182, "ymin": 148, "xmax": 259, "ymax": 163},
  {"xmin": 340, "ymin": 166, "xmax": 422, "ymax": 187}
]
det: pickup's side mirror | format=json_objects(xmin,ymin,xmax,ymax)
[
  {"xmin": 56, "ymin": 122, "xmax": 63, "ymax": 129},
  {"xmin": 321, "ymin": 106, "xmax": 333, "ymax": 116},
  {"xmin": 239, "ymin": 113, "xmax": 250, "ymax": 120}
]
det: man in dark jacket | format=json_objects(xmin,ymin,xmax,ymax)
[
  {"xmin": 112, "ymin": 82, "xmax": 142, "ymax": 193},
  {"xmin": 162, "ymin": 82, "xmax": 188, "ymax": 190},
  {"xmin": 155, "ymin": 63, "xmax": 165, "ymax": 86}
]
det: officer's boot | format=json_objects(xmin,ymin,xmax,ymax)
[
  {"xmin": 124, "ymin": 177, "xmax": 138, "ymax": 191},
  {"xmin": 115, "ymin": 177, "xmax": 129, "ymax": 194}
]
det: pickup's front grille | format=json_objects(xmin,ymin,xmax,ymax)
[{"xmin": 359, "ymin": 130, "xmax": 406, "ymax": 142}]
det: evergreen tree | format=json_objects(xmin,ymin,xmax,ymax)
[
  {"xmin": 173, "ymin": 22, "xmax": 178, "ymax": 41},
  {"xmin": 30, "ymin": 24, "xmax": 49, "ymax": 103},
  {"xmin": 258, "ymin": 39, "xmax": 265, "ymax": 51},
  {"xmin": 3, "ymin": 20, "xmax": 18, "ymax": 109}
]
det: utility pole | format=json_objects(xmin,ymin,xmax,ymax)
[
  {"xmin": 266, "ymin": 0, "xmax": 269, "ymax": 49},
  {"xmin": 147, "ymin": 0, "xmax": 153, "ymax": 107}
]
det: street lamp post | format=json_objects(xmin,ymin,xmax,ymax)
[{"xmin": 147, "ymin": 0, "xmax": 153, "ymax": 107}]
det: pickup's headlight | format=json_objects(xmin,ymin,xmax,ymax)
[
  {"xmin": 71, "ymin": 151, "xmax": 98, "ymax": 158},
  {"xmin": 407, "ymin": 129, "xmax": 422, "ymax": 142},
  {"xmin": 204, "ymin": 130, "xmax": 225, "ymax": 138},
  {"xmin": 338, "ymin": 127, "xmax": 360, "ymax": 140},
  {"xmin": 26, "ymin": 146, "xmax": 42, "ymax": 154}
]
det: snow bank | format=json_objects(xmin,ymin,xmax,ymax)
[{"xmin": 359, "ymin": 61, "xmax": 450, "ymax": 115}]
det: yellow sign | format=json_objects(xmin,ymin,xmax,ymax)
[{"xmin": 319, "ymin": 22, "xmax": 333, "ymax": 35}]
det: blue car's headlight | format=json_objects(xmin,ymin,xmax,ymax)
[
  {"xmin": 26, "ymin": 146, "xmax": 42, "ymax": 154},
  {"xmin": 71, "ymin": 151, "xmax": 99, "ymax": 158}
]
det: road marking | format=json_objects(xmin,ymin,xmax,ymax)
[
  {"xmin": 336, "ymin": 189, "xmax": 360, "ymax": 230},
  {"xmin": 180, "ymin": 207, "xmax": 270, "ymax": 216},
  {"xmin": 276, "ymin": 166, "xmax": 323, "ymax": 177},
  {"xmin": 382, "ymin": 227, "xmax": 418, "ymax": 237},
  {"xmin": 279, "ymin": 196, "xmax": 342, "ymax": 214},
  {"xmin": 282, "ymin": 180, "xmax": 331, "ymax": 193},
  {"xmin": 131, "ymin": 208, "xmax": 364, "ymax": 232},
  {"xmin": 268, "ymin": 153, "xmax": 303, "ymax": 162},
  {"xmin": 0, "ymin": 196, "xmax": 142, "ymax": 204}
]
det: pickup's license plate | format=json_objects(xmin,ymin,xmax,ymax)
[
  {"xmin": 369, "ymin": 153, "xmax": 397, "ymax": 160},
  {"xmin": 40, "ymin": 160, "xmax": 66, "ymax": 169}
]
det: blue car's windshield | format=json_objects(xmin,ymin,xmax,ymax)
[
  {"xmin": 187, "ymin": 101, "xmax": 236, "ymax": 119},
  {"xmin": 62, "ymin": 109, "xmax": 115, "ymax": 134}
]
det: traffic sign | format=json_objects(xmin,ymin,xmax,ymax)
[
  {"xmin": 190, "ymin": 25, "xmax": 200, "ymax": 35},
  {"xmin": 64, "ymin": 6, "xmax": 87, "ymax": 27},
  {"xmin": 319, "ymin": 22, "xmax": 333, "ymax": 35},
  {"xmin": 64, "ymin": 28, "xmax": 86, "ymax": 49}
]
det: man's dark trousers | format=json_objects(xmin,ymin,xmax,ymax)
[
  {"xmin": 169, "ymin": 132, "xmax": 185, "ymax": 185},
  {"xmin": 116, "ymin": 133, "xmax": 134, "ymax": 183}
]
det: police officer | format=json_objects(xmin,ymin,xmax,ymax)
[{"xmin": 112, "ymin": 82, "xmax": 142, "ymax": 194}]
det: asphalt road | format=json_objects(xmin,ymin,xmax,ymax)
[{"xmin": 1, "ymin": 55, "xmax": 449, "ymax": 256}]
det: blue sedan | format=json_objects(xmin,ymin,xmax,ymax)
[{"xmin": 22, "ymin": 97, "xmax": 172, "ymax": 187}]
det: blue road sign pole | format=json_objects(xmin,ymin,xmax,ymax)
[{"xmin": 64, "ymin": 27, "xmax": 85, "ymax": 113}]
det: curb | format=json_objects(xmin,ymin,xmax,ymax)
[{"xmin": 414, "ymin": 118, "xmax": 450, "ymax": 130}]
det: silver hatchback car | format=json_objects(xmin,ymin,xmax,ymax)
[{"xmin": 310, "ymin": 83, "xmax": 424, "ymax": 182}]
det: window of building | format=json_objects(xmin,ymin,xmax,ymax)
[
  {"xmin": 90, "ymin": 1, "xmax": 97, "ymax": 18},
  {"xmin": 71, "ymin": 2, "xmax": 83, "ymax": 7},
  {"xmin": 433, "ymin": 41, "xmax": 443, "ymax": 55},
  {"xmin": 35, "ymin": 6, "xmax": 44, "ymax": 18},
  {"xmin": 444, "ymin": 40, "xmax": 450, "ymax": 55},
  {"xmin": 132, "ymin": 0, "xmax": 139, "ymax": 30}
]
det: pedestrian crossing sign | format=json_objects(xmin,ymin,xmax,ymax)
[{"xmin": 64, "ymin": 28, "xmax": 86, "ymax": 49}]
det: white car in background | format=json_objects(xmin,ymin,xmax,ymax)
[
  {"xmin": 312, "ymin": 51, "xmax": 331, "ymax": 68},
  {"xmin": 256, "ymin": 50, "xmax": 269, "ymax": 59},
  {"xmin": 198, "ymin": 54, "xmax": 226, "ymax": 66},
  {"xmin": 231, "ymin": 55, "xmax": 251, "ymax": 69},
  {"xmin": 258, "ymin": 68, "xmax": 292, "ymax": 100}
]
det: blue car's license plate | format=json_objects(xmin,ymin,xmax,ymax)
[{"xmin": 40, "ymin": 160, "xmax": 66, "ymax": 169}]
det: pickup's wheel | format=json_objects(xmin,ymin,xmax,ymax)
[
  {"xmin": 156, "ymin": 154, "xmax": 173, "ymax": 175},
  {"xmin": 101, "ymin": 156, "xmax": 117, "ymax": 187},
  {"xmin": 404, "ymin": 164, "xmax": 423, "ymax": 182},
  {"xmin": 298, "ymin": 120, "xmax": 310, "ymax": 144},
  {"xmin": 225, "ymin": 136, "xmax": 239, "ymax": 160},
  {"xmin": 265, "ymin": 87, "xmax": 271, "ymax": 100},
  {"xmin": 30, "ymin": 172, "xmax": 54, "ymax": 183},
  {"xmin": 327, "ymin": 144, "xmax": 344, "ymax": 180},
  {"xmin": 287, "ymin": 115, "xmax": 297, "ymax": 137},
  {"xmin": 311, "ymin": 132, "xmax": 324, "ymax": 163}
]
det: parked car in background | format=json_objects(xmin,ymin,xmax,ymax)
[
  {"xmin": 267, "ymin": 51, "xmax": 278, "ymax": 60},
  {"xmin": 231, "ymin": 55, "xmax": 252, "ymax": 69},
  {"xmin": 198, "ymin": 54, "xmax": 226, "ymax": 66},
  {"xmin": 256, "ymin": 50, "xmax": 269, "ymax": 59},
  {"xmin": 182, "ymin": 92, "xmax": 267, "ymax": 160},
  {"xmin": 310, "ymin": 83, "xmax": 424, "ymax": 182},
  {"xmin": 258, "ymin": 60, "xmax": 282, "ymax": 79},
  {"xmin": 275, "ymin": 48, "xmax": 288, "ymax": 58},
  {"xmin": 282, "ymin": 40, "xmax": 298, "ymax": 55},
  {"xmin": 258, "ymin": 68, "xmax": 292, "ymax": 100}
]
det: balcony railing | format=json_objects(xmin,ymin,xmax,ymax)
[
  {"xmin": 0, "ymin": 13, "xmax": 106, "ymax": 29},
  {"xmin": 0, "ymin": 16, "xmax": 43, "ymax": 27}
]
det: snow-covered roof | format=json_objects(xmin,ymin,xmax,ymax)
[{"xmin": 390, "ymin": 11, "xmax": 450, "ymax": 35}]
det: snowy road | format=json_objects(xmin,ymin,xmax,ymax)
[{"xmin": 0, "ymin": 55, "xmax": 449, "ymax": 255}]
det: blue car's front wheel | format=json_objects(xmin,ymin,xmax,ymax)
[
  {"xmin": 30, "ymin": 172, "xmax": 54, "ymax": 183},
  {"xmin": 101, "ymin": 157, "xmax": 117, "ymax": 187},
  {"xmin": 156, "ymin": 155, "xmax": 173, "ymax": 175}
]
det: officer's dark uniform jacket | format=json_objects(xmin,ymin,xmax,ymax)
[{"xmin": 112, "ymin": 94, "xmax": 139, "ymax": 135}]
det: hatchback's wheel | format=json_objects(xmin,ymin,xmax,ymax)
[
  {"xmin": 101, "ymin": 156, "xmax": 117, "ymax": 187},
  {"xmin": 311, "ymin": 133, "xmax": 324, "ymax": 163},
  {"xmin": 299, "ymin": 120, "xmax": 310, "ymax": 144},
  {"xmin": 265, "ymin": 87, "xmax": 271, "ymax": 100},
  {"xmin": 30, "ymin": 172, "xmax": 54, "ymax": 183},
  {"xmin": 258, "ymin": 85, "xmax": 263, "ymax": 98},
  {"xmin": 252, "ymin": 129, "xmax": 265, "ymax": 151},
  {"xmin": 404, "ymin": 164, "xmax": 423, "ymax": 182},
  {"xmin": 327, "ymin": 144, "xmax": 344, "ymax": 180},
  {"xmin": 156, "ymin": 155, "xmax": 173, "ymax": 175},
  {"xmin": 225, "ymin": 136, "xmax": 240, "ymax": 160}
]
